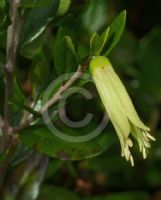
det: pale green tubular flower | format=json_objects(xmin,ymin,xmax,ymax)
[{"xmin": 89, "ymin": 56, "xmax": 155, "ymax": 166}]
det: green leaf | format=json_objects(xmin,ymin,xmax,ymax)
[
  {"xmin": 19, "ymin": 124, "xmax": 114, "ymax": 161},
  {"xmin": 85, "ymin": 192, "xmax": 150, "ymax": 200},
  {"xmin": 45, "ymin": 160, "xmax": 62, "ymax": 179},
  {"xmin": 81, "ymin": 0, "xmax": 108, "ymax": 33},
  {"xmin": 38, "ymin": 185, "xmax": 80, "ymax": 200},
  {"xmin": 109, "ymin": 31, "xmax": 138, "ymax": 73},
  {"xmin": 20, "ymin": 0, "xmax": 59, "ymax": 46},
  {"xmin": 104, "ymin": 10, "xmax": 126, "ymax": 56},
  {"xmin": 57, "ymin": 0, "xmax": 71, "ymax": 16},
  {"xmin": 137, "ymin": 27, "xmax": 161, "ymax": 99},
  {"xmin": 0, "ymin": 149, "xmax": 10, "ymax": 165},
  {"xmin": 15, "ymin": 157, "xmax": 48, "ymax": 200},
  {"xmin": 8, "ymin": 99, "xmax": 41, "ymax": 118},
  {"xmin": 12, "ymin": 76, "xmax": 26, "ymax": 114},
  {"xmin": 20, "ymin": 33, "xmax": 46, "ymax": 59},
  {"xmin": 64, "ymin": 35, "xmax": 79, "ymax": 63},
  {"xmin": 90, "ymin": 27, "xmax": 110, "ymax": 56},
  {"xmin": 0, "ymin": 0, "xmax": 7, "ymax": 16},
  {"xmin": 21, "ymin": 0, "xmax": 53, "ymax": 8},
  {"xmin": 31, "ymin": 50, "xmax": 50, "ymax": 86},
  {"xmin": 0, "ymin": 31, "xmax": 7, "ymax": 49},
  {"xmin": 0, "ymin": 0, "xmax": 10, "ymax": 31},
  {"xmin": 98, "ymin": 28, "xmax": 110, "ymax": 52},
  {"xmin": 90, "ymin": 33, "xmax": 100, "ymax": 54},
  {"xmin": 0, "ymin": 0, "xmax": 6, "ymax": 10},
  {"xmin": 53, "ymin": 26, "xmax": 78, "ymax": 75}
]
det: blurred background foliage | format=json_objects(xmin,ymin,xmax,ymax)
[{"xmin": 0, "ymin": 0, "xmax": 161, "ymax": 200}]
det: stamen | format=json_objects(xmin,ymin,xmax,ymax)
[
  {"xmin": 146, "ymin": 132, "xmax": 156, "ymax": 141},
  {"xmin": 124, "ymin": 148, "xmax": 129, "ymax": 160},
  {"xmin": 137, "ymin": 139, "xmax": 142, "ymax": 152},
  {"xmin": 142, "ymin": 139, "xmax": 151, "ymax": 148},
  {"xmin": 121, "ymin": 151, "xmax": 124, "ymax": 157},
  {"xmin": 143, "ymin": 132, "xmax": 149, "ymax": 141},
  {"xmin": 127, "ymin": 138, "xmax": 133, "ymax": 147},
  {"xmin": 130, "ymin": 155, "xmax": 134, "ymax": 167},
  {"xmin": 124, "ymin": 142, "xmax": 133, "ymax": 161},
  {"xmin": 142, "ymin": 147, "xmax": 147, "ymax": 159}
]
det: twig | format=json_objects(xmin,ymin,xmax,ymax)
[
  {"xmin": 14, "ymin": 60, "xmax": 90, "ymax": 132},
  {"xmin": 40, "ymin": 56, "xmax": 92, "ymax": 113},
  {"xmin": 0, "ymin": 137, "xmax": 18, "ymax": 187},
  {"xmin": 0, "ymin": 0, "xmax": 20, "ymax": 188},
  {"xmin": 13, "ymin": 66, "xmax": 84, "ymax": 132},
  {"xmin": 1, "ymin": 0, "xmax": 20, "ymax": 150},
  {"xmin": 40, "ymin": 65, "xmax": 83, "ymax": 113},
  {"xmin": 1, "ymin": 153, "xmax": 48, "ymax": 199}
]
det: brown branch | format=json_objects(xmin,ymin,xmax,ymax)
[
  {"xmin": 40, "ymin": 65, "xmax": 83, "ymax": 113},
  {"xmin": 14, "ymin": 57, "xmax": 91, "ymax": 132},
  {"xmin": 1, "ymin": 0, "xmax": 20, "ymax": 150},
  {"xmin": 39, "ymin": 57, "xmax": 91, "ymax": 113},
  {"xmin": 0, "ymin": 0, "xmax": 20, "ymax": 188},
  {"xmin": 1, "ymin": 153, "xmax": 48, "ymax": 199},
  {"xmin": 0, "ymin": 136, "xmax": 18, "ymax": 187},
  {"xmin": 13, "ymin": 66, "xmax": 84, "ymax": 132}
]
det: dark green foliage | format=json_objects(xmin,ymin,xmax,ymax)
[
  {"xmin": 0, "ymin": 0, "xmax": 161, "ymax": 199},
  {"xmin": 138, "ymin": 27, "xmax": 161, "ymax": 99},
  {"xmin": 20, "ymin": 0, "xmax": 59, "ymax": 46}
]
